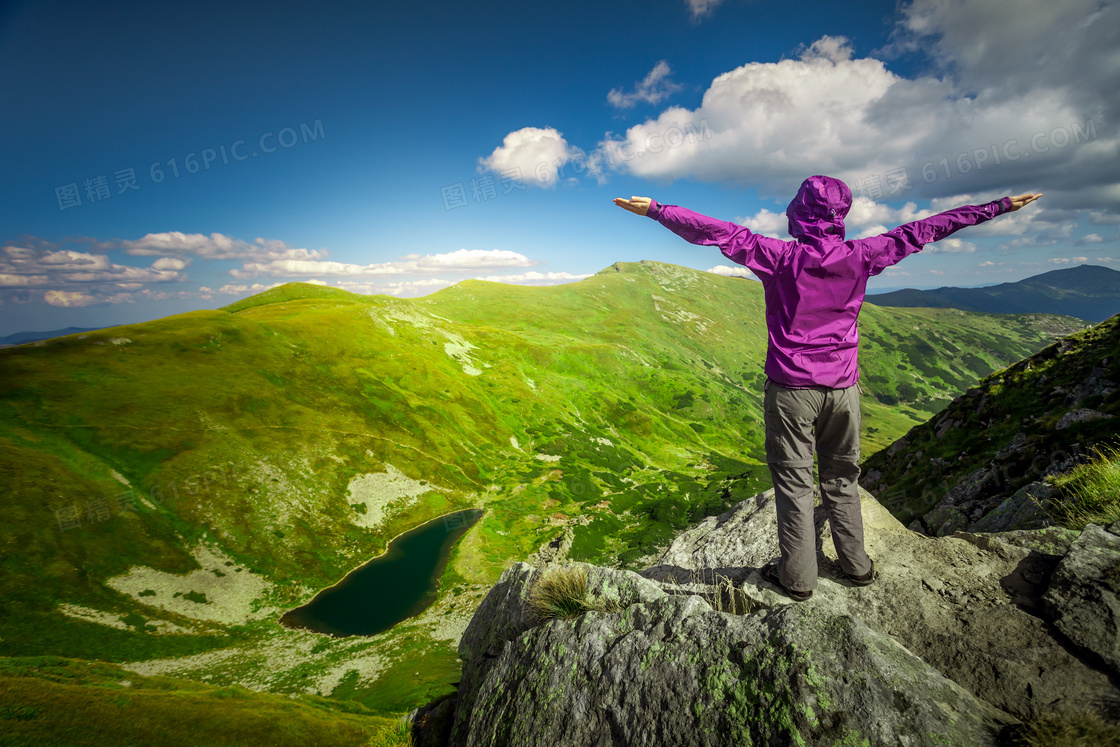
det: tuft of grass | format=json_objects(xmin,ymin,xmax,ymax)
[
  {"xmin": 525, "ymin": 564, "xmax": 623, "ymax": 623},
  {"xmin": 697, "ymin": 570, "xmax": 759, "ymax": 616},
  {"xmin": 662, "ymin": 568, "xmax": 760, "ymax": 616},
  {"xmin": 1007, "ymin": 708, "xmax": 1120, "ymax": 746},
  {"xmin": 1048, "ymin": 443, "xmax": 1120, "ymax": 531},
  {"xmin": 365, "ymin": 717, "xmax": 414, "ymax": 747}
]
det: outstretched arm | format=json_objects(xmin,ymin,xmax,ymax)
[
  {"xmin": 863, "ymin": 192, "xmax": 1042, "ymax": 276},
  {"xmin": 612, "ymin": 195, "xmax": 785, "ymax": 280}
]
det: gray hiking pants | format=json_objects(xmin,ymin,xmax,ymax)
[{"xmin": 764, "ymin": 380, "xmax": 873, "ymax": 592}]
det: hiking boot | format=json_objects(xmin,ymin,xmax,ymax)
[
  {"xmin": 761, "ymin": 561, "xmax": 812, "ymax": 601},
  {"xmin": 845, "ymin": 558, "xmax": 876, "ymax": 586}
]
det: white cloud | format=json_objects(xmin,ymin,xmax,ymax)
[
  {"xmin": 608, "ymin": 61, "xmax": 682, "ymax": 109},
  {"xmin": 1048, "ymin": 256, "xmax": 1089, "ymax": 264},
  {"xmin": 590, "ymin": 1, "xmax": 1118, "ymax": 217},
  {"xmin": 119, "ymin": 232, "xmax": 325, "ymax": 262},
  {"xmin": 334, "ymin": 278, "xmax": 454, "ymax": 297},
  {"xmin": 1075, "ymin": 233, "xmax": 1104, "ymax": 245},
  {"xmin": 924, "ymin": 237, "xmax": 976, "ymax": 254},
  {"xmin": 216, "ymin": 282, "xmax": 287, "ymax": 295},
  {"xmin": 43, "ymin": 290, "xmax": 99, "ymax": 307},
  {"xmin": 473, "ymin": 270, "xmax": 591, "ymax": 284},
  {"xmin": 323, "ymin": 271, "xmax": 592, "ymax": 299},
  {"xmin": 230, "ymin": 248, "xmax": 539, "ymax": 280},
  {"xmin": 0, "ymin": 243, "xmax": 188, "ymax": 292},
  {"xmin": 735, "ymin": 208, "xmax": 788, "ymax": 239},
  {"xmin": 477, "ymin": 127, "xmax": 592, "ymax": 189},
  {"xmin": 151, "ymin": 257, "xmax": 190, "ymax": 271},
  {"xmin": 706, "ymin": 265, "xmax": 755, "ymax": 279}
]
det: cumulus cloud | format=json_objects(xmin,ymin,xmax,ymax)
[
  {"xmin": 591, "ymin": 1, "xmax": 1118, "ymax": 218},
  {"xmin": 119, "ymin": 232, "xmax": 325, "ymax": 261},
  {"xmin": 151, "ymin": 257, "xmax": 190, "ymax": 271},
  {"xmin": 43, "ymin": 290, "xmax": 98, "ymax": 307},
  {"xmin": 1049, "ymin": 256, "xmax": 1090, "ymax": 264},
  {"xmin": 608, "ymin": 61, "xmax": 683, "ymax": 109},
  {"xmin": 477, "ymin": 127, "xmax": 595, "ymax": 188},
  {"xmin": 334, "ymin": 278, "xmax": 455, "ymax": 297},
  {"xmin": 473, "ymin": 270, "xmax": 592, "ymax": 284},
  {"xmin": 215, "ymin": 282, "xmax": 287, "ymax": 295},
  {"xmin": 706, "ymin": 265, "xmax": 756, "ymax": 279},
  {"xmin": 333, "ymin": 271, "xmax": 591, "ymax": 298},
  {"xmin": 735, "ymin": 208, "xmax": 788, "ymax": 239},
  {"xmin": 923, "ymin": 237, "xmax": 976, "ymax": 254},
  {"xmin": 0, "ymin": 241, "xmax": 190, "ymax": 306},
  {"xmin": 230, "ymin": 248, "xmax": 539, "ymax": 280}
]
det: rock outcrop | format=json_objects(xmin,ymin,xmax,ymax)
[{"xmin": 417, "ymin": 488, "xmax": 1120, "ymax": 746}]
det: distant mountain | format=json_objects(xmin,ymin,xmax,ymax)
[
  {"xmin": 0, "ymin": 326, "xmax": 107, "ymax": 346},
  {"xmin": 867, "ymin": 264, "xmax": 1120, "ymax": 322}
]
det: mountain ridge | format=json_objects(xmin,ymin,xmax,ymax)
[{"xmin": 866, "ymin": 264, "xmax": 1120, "ymax": 322}]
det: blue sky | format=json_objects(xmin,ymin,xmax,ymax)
[{"xmin": 1, "ymin": 0, "xmax": 1117, "ymax": 336}]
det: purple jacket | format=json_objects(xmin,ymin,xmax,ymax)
[{"xmin": 646, "ymin": 175, "xmax": 1011, "ymax": 389}]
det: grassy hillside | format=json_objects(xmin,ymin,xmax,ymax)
[
  {"xmin": 0, "ymin": 656, "xmax": 407, "ymax": 746},
  {"xmin": 863, "ymin": 312, "xmax": 1120, "ymax": 528},
  {"xmin": 0, "ymin": 260, "xmax": 1086, "ymax": 735}
]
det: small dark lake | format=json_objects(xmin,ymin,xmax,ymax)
[{"xmin": 279, "ymin": 508, "xmax": 483, "ymax": 637}]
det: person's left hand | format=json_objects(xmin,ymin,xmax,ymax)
[
  {"xmin": 614, "ymin": 196, "xmax": 652, "ymax": 216},
  {"xmin": 1008, "ymin": 193, "xmax": 1043, "ymax": 211}
]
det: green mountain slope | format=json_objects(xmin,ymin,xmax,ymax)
[
  {"xmin": 867, "ymin": 264, "xmax": 1120, "ymax": 322},
  {"xmin": 0, "ymin": 260, "xmax": 1087, "ymax": 729},
  {"xmin": 862, "ymin": 312, "xmax": 1120, "ymax": 531},
  {"xmin": 0, "ymin": 656, "xmax": 407, "ymax": 746}
]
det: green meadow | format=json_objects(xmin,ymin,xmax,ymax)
[{"xmin": 0, "ymin": 260, "xmax": 1086, "ymax": 742}]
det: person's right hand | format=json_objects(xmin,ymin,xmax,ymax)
[
  {"xmin": 614, "ymin": 196, "xmax": 652, "ymax": 216},
  {"xmin": 1008, "ymin": 193, "xmax": 1043, "ymax": 211}
]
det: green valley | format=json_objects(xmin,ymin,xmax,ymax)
[{"xmin": 0, "ymin": 260, "xmax": 1088, "ymax": 741}]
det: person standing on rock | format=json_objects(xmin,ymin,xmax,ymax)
[{"xmin": 614, "ymin": 178, "xmax": 1042, "ymax": 601}]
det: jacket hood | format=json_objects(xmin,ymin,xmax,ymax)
[{"xmin": 786, "ymin": 175, "xmax": 851, "ymax": 242}]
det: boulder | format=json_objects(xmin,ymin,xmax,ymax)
[
  {"xmin": 451, "ymin": 564, "xmax": 1013, "ymax": 747},
  {"xmin": 1042, "ymin": 523, "xmax": 1120, "ymax": 676},
  {"xmin": 434, "ymin": 489, "xmax": 1120, "ymax": 746},
  {"xmin": 640, "ymin": 488, "xmax": 1115, "ymax": 724},
  {"xmin": 1056, "ymin": 408, "xmax": 1114, "ymax": 430},
  {"xmin": 968, "ymin": 482, "xmax": 1054, "ymax": 533}
]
